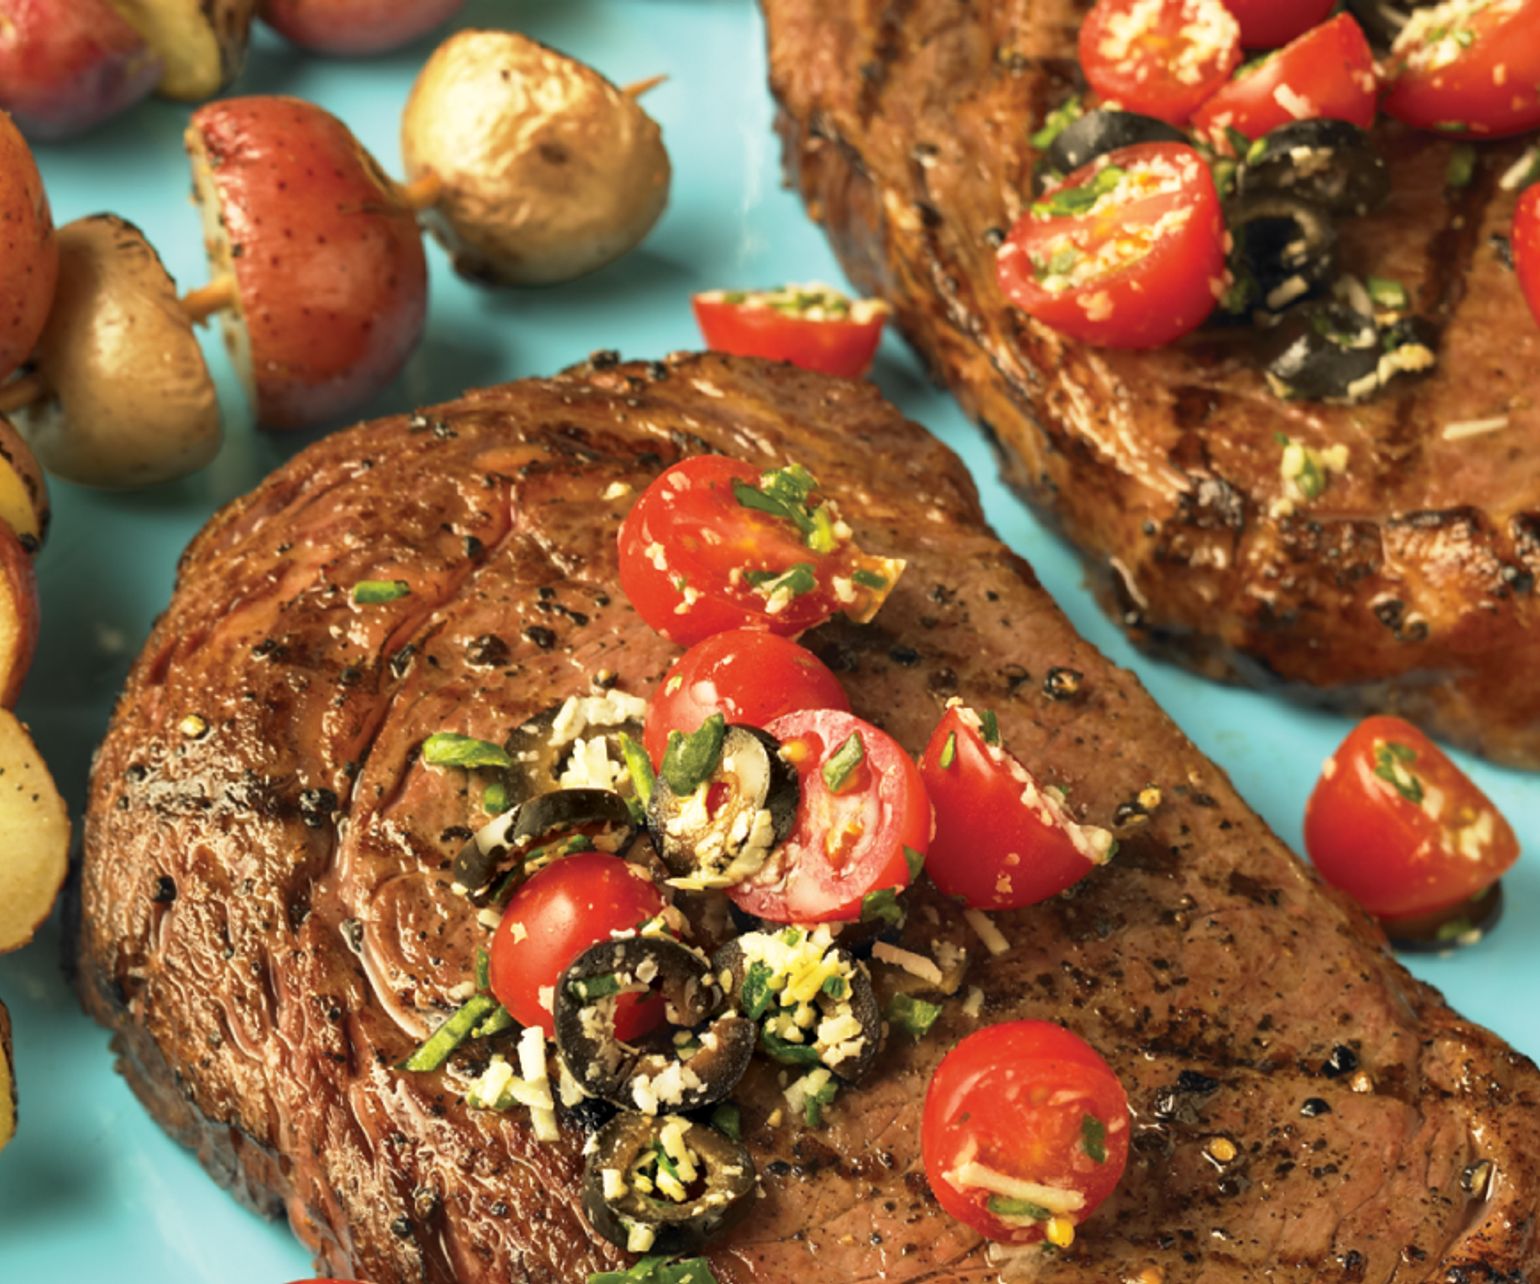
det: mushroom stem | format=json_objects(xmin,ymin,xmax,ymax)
[
  {"xmin": 622, "ymin": 74, "xmax": 668, "ymax": 100},
  {"xmin": 398, "ymin": 169, "xmax": 446, "ymax": 214},
  {"xmin": 180, "ymin": 276, "xmax": 238, "ymax": 326},
  {"xmin": 0, "ymin": 374, "xmax": 44, "ymax": 416}
]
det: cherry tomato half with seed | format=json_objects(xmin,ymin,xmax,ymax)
[
  {"xmin": 996, "ymin": 142, "xmax": 1225, "ymax": 349},
  {"xmin": 919, "ymin": 705, "xmax": 1115, "ymax": 910},
  {"xmin": 1303, "ymin": 715, "xmax": 1520, "ymax": 924},
  {"xmin": 1516, "ymin": 185, "xmax": 1540, "ymax": 329},
  {"xmin": 489, "ymin": 852, "xmax": 666, "ymax": 1039},
  {"xmin": 693, "ymin": 286, "xmax": 890, "ymax": 379},
  {"xmin": 1192, "ymin": 14, "xmax": 1378, "ymax": 148},
  {"xmin": 617, "ymin": 454, "xmax": 903, "ymax": 646},
  {"xmin": 1078, "ymin": 0, "xmax": 1242, "ymax": 124},
  {"xmin": 643, "ymin": 629, "xmax": 849, "ymax": 765},
  {"xmin": 922, "ymin": 1021, "xmax": 1130, "ymax": 1245},
  {"xmin": 727, "ymin": 708, "xmax": 930, "ymax": 924},
  {"xmin": 1383, "ymin": 0, "xmax": 1540, "ymax": 138},
  {"xmin": 1219, "ymin": 0, "xmax": 1336, "ymax": 49}
]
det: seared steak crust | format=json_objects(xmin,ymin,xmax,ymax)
[
  {"xmin": 80, "ymin": 354, "xmax": 1540, "ymax": 1282},
  {"xmin": 763, "ymin": 0, "xmax": 1540, "ymax": 767}
]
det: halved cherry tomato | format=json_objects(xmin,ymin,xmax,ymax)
[
  {"xmin": 643, "ymin": 628, "xmax": 850, "ymax": 764},
  {"xmin": 693, "ymin": 284, "xmax": 890, "ymax": 378},
  {"xmin": 727, "ymin": 708, "xmax": 929, "ymax": 923},
  {"xmin": 1192, "ymin": 14, "xmax": 1379, "ymax": 148},
  {"xmin": 1303, "ymin": 715, "xmax": 1520, "ymax": 924},
  {"xmin": 489, "ymin": 852, "xmax": 666, "ymax": 1039},
  {"xmin": 919, "ymin": 705, "xmax": 1115, "ymax": 910},
  {"xmin": 996, "ymin": 142, "xmax": 1226, "ymax": 349},
  {"xmin": 1078, "ymin": 0, "xmax": 1242, "ymax": 124},
  {"xmin": 617, "ymin": 455, "xmax": 903, "ymax": 646},
  {"xmin": 1383, "ymin": 0, "xmax": 1540, "ymax": 138},
  {"xmin": 922, "ymin": 1021, "xmax": 1130, "ymax": 1245},
  {"xmin": 1516, "ymin": 185, "xmax": 1540, "ymax": 328},
  {"xmin": 1219, "ymin": 0, "xmax": 1336, "ymax": 49}
]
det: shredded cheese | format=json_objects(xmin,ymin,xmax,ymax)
[{"xmin": 964, "ymin": 909, "xmax": 1011, "ymax": 957}]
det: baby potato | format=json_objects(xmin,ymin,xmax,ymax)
[
  {"xmin": 258, "ymin": 0, "xmax": 463, "ymax": 56},
  {"xmin": 114, "ymin": 0, "xmax": 256, "ymax": 101},
  {"xmin": 14, "ymin": 214, "xmax": 220, "ymax": 489},
  {"xmin": 0, "ymin": 113, "xmax": 58, "ymax": 384},
  {"xmin": 401, "ymin": 29, "xmax": 671, "ymax": 286},
  {"xmin": 0, "ymin": 997, "xmax": 13, "ymax": 1154}
]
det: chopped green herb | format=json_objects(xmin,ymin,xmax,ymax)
[
  {"xmin": 851, "ymin": 567, "xmax": 888, "ymax": 590},
  {"xmin": 807, "ymin": 504, "xmax": 837, "ymax": 555},
  {"xmin": 421, "ymin": 732, "xmax": 513, "ymax": 771},
  {"xmin": 804, "ymin": 1076, "xmax": 839, "ymax": 1129},
  {"xmin": 351, "ymin": 578, "xmax": 411, "ymax": 604},
  {"xmin": 1028, "ymin": 95, "xmax": 1083, "ymax": 151},
  {"xmin": 734, "ymin": 479, "xmax": 813, "ymax": 537},
  {"xmin": 979, "ymin": 709, "xmax": 1001, "ymax": 746},
  {"xmin": 987, "ymin": 1196, "xmax": 1052, "ymax": 1222},
  {"xmin": 1296, "ymin": 453, "xmax": 1327, "ymax": 501},
  {"xmin": 472, "ymin": 1005, "xmax": 515, "ymax": 1039},
  {"xmin": 760, "ymin": 1027, "xmax": 822, "ymax": 1067},
  {"xmin": 572, "ymin": 973, "xmax": 622, "ymax": 1002},
  {"xmin": 399, "ymin": 994, "xmax": 497, "ymax": 1071},
  {"xmin": 482, "ymin": 778, "xmax": 509, "ymax": 816},
  {"xmin": 741, "ymin": 960, "xmax": 775, "ymax": 1021},
  {"xmin": 821, "ymin": 973, "xmax": 849, "ymax": 1000},
  {"xmin": 1245, "ymin": 136, "xmax": 1267, "ymax": 165},
  {"xmin": 733, "ymin": 463, "xmax": 839, "ymax": 556},
  {"xmin": 652, "ymin": 1140, "xmax": 684, "ymax": 1186},
  {"xmin": 1373, "ymin": 740, "xmax": 1424, "ymax": 804},
  {"xmin": 475, "ymin": 947, "xmax": 491, "ymax": 992},
  {"xmin": 822, "ymin": 731, "xmax": 866, "ymax": 793},
  {"xmin": 1031, "ymin": 164, "xmax": 1125, "ymax": 220},
  {"xmin": 743, "ymin": 562, "xmax": 817, "ymax": 600},
  {"xmin": 1446, "ymin": 142, "xmax": 1477, "ymax": 189},
  {"xmin": 1366, "ymin": 276, "xmax": 1409, "ymax": 311},
  {"xmin": 1224, "ymin": 125, "xmax": 1252, "ymax": 157},
  {"xmin": 588, "ymin": 1258, "xmax": 721, "ymax": 1284},
  {"xmin": 661, "ymin": 714, "xmax": 726, "ymax": 795},
  {"xmin": 939, "ymin": 731, "xmax": 958, "ymax": 769},
  {"xmin": 887, "ymin": 992, "xmax": 943, "ymax": 1040},
  {"xmin": 860, "ymin": 887, "xmax": 905, "ymax": 929},
  {"xmin": 1081, "ymin": 1113, "xmax": 1108, "ymax": 1164},
  {"xmin": 903, "ymin": 845, "xmax": 926, "ymax": 880},
  {"xmin": 618, "ymin": 731, "xmax": 657, "ymax": 810},
  {"xmin": 710, "ymin": 1103, "xmax": 742, "ymax": 1143}
]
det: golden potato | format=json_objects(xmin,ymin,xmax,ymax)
[
  {"xmin": 401, "ymin": 29, "xmax": 671, "ymax": 286},
  {"xmin": 115, "ymin": 0, "xmax": 255, "ymax": 101},
  {"xmin": 0, "ymin": 998, "xmax": 13, "ymax": 1154},
  {"xmin": 0, "ymin": 708, "xmax": 68, "ymax": 954},
  {"xmin": 15, "ymin": 214, "xmax": 220, "ymax": 489}
]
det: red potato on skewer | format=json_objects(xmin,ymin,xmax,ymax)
[
  {"xmin": 0, "ymin": 0, "xmax": 162, "ymax": 141},
  {"xmin": 258, "ymin": 0, "xmax": 463, "ymax": 55},
  {"xmin": 10, "ymin": 215, "xmax": 221, "ymax": 488},
  {"xmin": 0, "ymin": 114, "xmax": 57, "ymax": 385},
  {"xmin": 185, "ymin": 96, "xmax": 429, "ymax": 430}
]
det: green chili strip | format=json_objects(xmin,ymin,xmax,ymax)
[
  {"xmin": 1082, "ymin": 1113, "xmax": 1108, "ymax": 1163},
  {"xmin": 618, "ymin": 731, "xmax": 657, "ymax": 810},
  {"xmin": 421, "ymin": 732, "xmax": 513, "ymax": 770},
  {"xmin": 661, "ymin": 714, "xmax": 726, "ymax": 795},
  {"xmin": 887, "ymin": 992, "xmax": 943, "ymax": 1040},
  {"xmin": 399, "ymin": 994, "xmax": 497, "ymax": 1071},
  {"xmin": 860, "ymin": 887, "xmax": 905, "ymax": 928},
  {"xmin": 351, "ymin": 579, "xmax": 411, "ymax": 604},
  {"xmin": 822, "ymin": 731, "xmax": 866, "ymax": 793}
]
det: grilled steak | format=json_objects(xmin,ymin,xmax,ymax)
[
  {"xmin": 79, "ymin": 353, "xmax": 1540, "ymax": 1282},
  {"xmin": 762, "ymin": 0, "xmax": 1540, "ymax": 768}
]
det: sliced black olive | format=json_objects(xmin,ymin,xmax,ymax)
[
  {"xmin": 1259, "ymin": 301, "xmax": 1383, "ymax": 402},
  {"xmin": 453, "ymin": 788, "xmax": 637, "ymax": 903},
  {"xmin": 647, "ymin": 725, "xmax": 799, "ymax": 889},
  {"xmin": 583, "ymin": 1111, "xmax": 756, "ymax": 1253},
  {"xmin": 1388, "ymin": 881, "xmax": 1504, "ymax": 953},
  {"xmin": 502, "ymin": 694, "xmax": 647, "ymax": 806},
  {"xmin": 554, "ymin": 936, "xmax": 755, "ymax": 1112},
  {"xmin": 1227, "ymin": 193, "xmax": 1338, "ymax": 313},
  {"xmin": 1034, "ymin": 110, "xmax": 1188, "ymax": 193},
  {"xmin": 1237, "ymin": 120, "xmax": 1390, "ymax": 216},
  {"xmin": 713, "ymin": 932, "xmax": 883, "ymax": 1084}
]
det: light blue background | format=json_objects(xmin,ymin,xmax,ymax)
[{"xmin": 0, "ymin": 1, "xmax": 1533, "ymax": 1276}]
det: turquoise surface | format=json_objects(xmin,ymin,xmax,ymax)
[{"xmin": 0, "ymin": 1, "xmax": 1533, "ymax": 1277}]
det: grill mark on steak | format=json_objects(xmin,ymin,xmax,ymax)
[
  {"xmin": 764, "ymin": 0, "xmax": 1540, "ymax": 767},
  {"xmin": 77, "ymin": 355, "xmax": 1540, "ymax": 1283}
]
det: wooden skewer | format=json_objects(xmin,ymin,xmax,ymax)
[
  {"xmin": 180, "ymin": 276, "xmax": 239, "ymax": 326},
  {"xmin": 398, "ymin": 169, "xmax": 445, "ymax": 214},
  {"xmin": 0, "ymin": 374, "xmax": 44, "ymax": 416},
  {"xmin": 623, "ymin": 74, "xmax": 668, "ymax": 100}
]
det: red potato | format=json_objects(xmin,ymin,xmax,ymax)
[
  {"xmin": 0, "ymin": 525, "xmax": 37, "ymax": 708},
  {"xmin": 258, "ymin": 0, "xmax": 462, "ymax": 55},
  {"xmin": 0, "ymin": 418, "xmax": 47, "ymax": 549},
  {"xmin": 185, "ymin": 96, "xmax": 429, "ymax": 430},
  {"xmin": 0, "ymin": 114, "xmax": 57, "ymax": 384},
  {"xmin": 0, "ymin": 707, "xmax": 70, "ymax": 954},
  {"xmin": 0, "ymin": 0, "xmax": 161, "ymax": 140}
]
